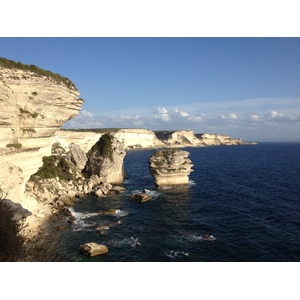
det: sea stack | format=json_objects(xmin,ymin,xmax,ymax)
[
  {"xmin": 148, "ymin": 149, "xmax": 193, "ymax": 187},
  {"xmin": 84, "ymin": 133, "xmax": 126, "ymax": 184}
]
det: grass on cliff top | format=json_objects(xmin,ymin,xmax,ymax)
[{"xmin": 0, "ymin": 57, "xmax": 77, "ymax": 90}]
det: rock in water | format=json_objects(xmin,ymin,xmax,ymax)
[
  {"xmin": 84, "ymin": 133, "xmax": 126, "ymax": 184},
  {"xmin": 130, "ymin": 193, "xmax": 153, "ymax": 202},
  {"xmin": 80, "ymin": 242, "xmax": 108, "ymax": 257},
  {"xmin": 148, "ymin": 149, "xmax": 193, "ymax": 187}
]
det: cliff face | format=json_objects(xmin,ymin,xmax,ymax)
[
  {"xmin": 160, "ymin": 130, "xmax": 205, "ymax": 147},
  {"xmin": 0, "ymin": 59, "xmax": 83, "ymax": 207},
  {"xmin": 196, "ymin": 133, "xmax": 256, "ymax": 146},
  {"xmin": 114, "ymin": 129, "xmax": 165, "ymax": 149}
]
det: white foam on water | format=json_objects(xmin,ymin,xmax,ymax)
[
  {"xmin": 130, "ymin": 188, "xmax": 161, "ymax": 199},
  {"xmin": 114, "ymin": 209, "xmax": 129, "ymax": 217},
  {"xmin": 165, "ymin": 250, "xmax": 189, "ymax": 260},
  {"xmin": 68, "ymin": 207, "xmax": 98, "ymax": 220},
  {"xmin": 189, "ymin": 180, "xmax": 196, "ymax": 186}
]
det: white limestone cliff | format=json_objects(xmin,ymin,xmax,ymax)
[
  {"xmin": 114, "ymin": 128, "xmax": 165, "ymax": 149},
  {"xmin": 160, "ymin": 130, "xmax": 205, "ymax": 147},
  {"xmin": 0, "ymin": 58, "xmax": 83, "ymax": 232},
  {"xmin": 196, "ymin": 133, "xmax": 256, "ymax": 146}
]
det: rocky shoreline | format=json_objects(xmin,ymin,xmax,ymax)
[{"xmin": 0, "ymin": 57, "xmax": 257, "ymax": 258}]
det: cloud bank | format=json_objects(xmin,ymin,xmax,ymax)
[{"xmin": 64, "ymin": 97, "xmax": 300, "ymax": 142}]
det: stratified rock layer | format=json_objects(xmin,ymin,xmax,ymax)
[
  {"xmin": 0, "ymin": 58, "xmax": 83, "ymax": 205},
  {"xmin": 0, "ymin": 58, "xmax": 83, "ymax": 235},
  {"xmin": 148, "ymin": 149, "xmax": 193, "ymax": 187},
  {"xmin": 84, "ymin": 133, "xmax": 126, "ymax": 184}
]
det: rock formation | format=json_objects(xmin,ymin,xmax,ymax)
[
  {"xmin": 130, "ymin": 192, "xmax": 153, "ymax": 202},
  {"xmin": 0, "ymin": 58, "xmax": 83, "ymax": 207},
  {"xmin": 149, "ymin": 149, "xmax": 194, "ymax": 187},
  {"xmin": 80, "ymin": 242, "xmax": 108, "ymax": 257},
  {"xmin": 84, "ymin": 133, "xmax": 126, "ymax": 184},
  {"xmin": 0, "ymin": 58, "xmax": 85, "ymax": 235}
]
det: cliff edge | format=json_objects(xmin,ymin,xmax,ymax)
[{"xmin": 0, "ymin": 58, "xmax": 83, "ymax": 230}]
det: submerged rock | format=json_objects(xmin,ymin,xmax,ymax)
[
  {"xmin": 148, "ymin": 149, "xmax": 193, "ymax": 187},
  {"xmin": 80, "ymin": 242, "xmax": 108, "ymax": 257}
]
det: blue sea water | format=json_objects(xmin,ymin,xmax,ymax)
[{"xmin": 42, "ymin": 143, "xmax": 300, "ymax": 262}]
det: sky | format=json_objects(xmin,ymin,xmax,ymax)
[
  {"xmin": 0, "ymin": 1, "xmax": 300, "ymax": 143},
  {"xmin": 1, "ymin": 37, "xmax": 299, "ymax": 142}
]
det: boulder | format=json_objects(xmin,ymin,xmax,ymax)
[
  {"xmin": 110, "ymin": 186, "xmax": 126, "ymax": 194},
  {"xmin": 94, "ymin": 189, "xmax": 104, "ymax": 197},
  {"xmin": 68, "ymin": 143, "xmax": 87, "ymax": 171},
  {"xmin": 130, "ymin": 193, "xmax": 153, "ymax": 202},
  {"xmin": 80, "ymin": 242, "xmax": 108, "ymax": 257}
]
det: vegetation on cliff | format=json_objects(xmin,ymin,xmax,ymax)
[
  {"xmin": 89, "ymin": 133, "xmax": 114, "ymax": 161},
  {"xmin": 0, "ymin": 57, "xmax": 78, "ymax": 91},
  {"xmin": 30, "ymin": 155, "xmax": 74, "ymax": 182}
]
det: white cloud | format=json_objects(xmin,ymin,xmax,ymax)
[
  {"xmin": 156, "ymin": 107, "xmax": 171, "ymax": 122},
  {"xmin": 175, "ymin": 108, "xmax": 189, "ymax": 117},
  {"xmin": 63, "ymin": 97, "xmax": 300, "ymax": 141}
]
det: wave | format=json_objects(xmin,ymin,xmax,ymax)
[
  {"xmin": 128, "ymin": 188, "xmax": 161, "ymax": 199},
  {"xmin": 165, "ymin": 250, "xmax": 189, "ymax": 260},
  {"xmin": 189, "ymin": 179, "xmax": 196, "ymax": 186},
  {"xmin": 105, "ymin": 236, "xmax": 141, "ymax": 248}
]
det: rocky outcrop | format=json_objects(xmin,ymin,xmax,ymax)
[
  {"xmin": 25, "ymin": 139, "xmax": 126, "ymax": 232},
  {"xmin": 130, "ymin": 192, "xmax": 153, "ymax": 202},
  {"xmin": 0, "ymin": 58, "xmax": 83, "ymax": 207},
  {"xmin": 80, "ymin": 242, "xmax": 108, "ymax": 257},
  {"xmin": 149, "ymin": 149, "xmax": 193, "ymax": 187},
  {"xmin": 84, "ymin": 133, "xmax": 126, "ymax": 184},
  {"xmin": 68, "ymin": 143, "xmax": 87, "ymax": 171}
]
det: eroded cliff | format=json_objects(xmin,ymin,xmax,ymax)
[{"xmin": 0, "ymin": 58, "xmax": 83, "ymax": 231}]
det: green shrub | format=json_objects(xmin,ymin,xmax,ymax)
[
  {"xmin": 91, "ymin": 133, "xmax": 114, "ymax": 161},
  {"xmin": 31, "ymin": 155, "xmax": 73, "ymax": 181},
  {"xmin": 0, "ymin": 201, "xmax": 25, "ymax": 261}
]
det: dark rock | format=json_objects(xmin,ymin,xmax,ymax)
[{"xmin": 130, "ymin": 193, "xmax": 152, "ymax": 203}]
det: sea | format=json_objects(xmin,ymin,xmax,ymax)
[{"xmin": 39, "ymin": 142, "xmax": 300, "ymax": 262}]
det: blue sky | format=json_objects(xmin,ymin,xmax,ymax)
[{"xmin": 1, "ymin": 37, "xmax": 299, "ymax": 142}]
